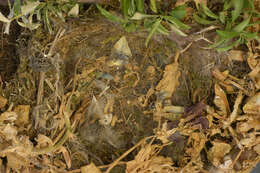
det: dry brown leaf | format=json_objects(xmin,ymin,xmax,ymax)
[
  {"xmin": 155, "ymin": 122, "xmax": 177, "ymax": 144},
  {"xmin": 6, "ymin": 152, "xmax": 30, "ymax": 171},
  {"xmin": 81, "ymin": 162, "xmax": 102, "ymax": 173},
  {"xmin": 207, "ymin": 141, "xmax": 232, "ymax": 167},
  {"xmin": 0, "ymin": 95, "xmax": 7, "ymax": 109},
  {"xmin": 58, "ymin": 146, "xmax": 71, "ymax": 169},
  {"xmin": 186, "ymin": 132, "xmax": 207, "ymax": 158},
  {"xmin": 236, "ymin": 116, "xmax": 260, "ymax": 133},
  {"xmin": 194, "ymin": 0, "xmax": 207, "ymax": 6},
  {"xmin": 156, "ymin": 56, "xmax": 180, "ymax": 99},
  {"xmin": 248, "ymin": 66, "xmax": 260, "ymax": 89},
  {"xmin": 175, "ymin": 0, "xmax": 190, "ymax": 6},
  {"xmin": 212, "ymin": 68, "xmax": 228, "ymax": 82},
  {"xmin": 229, "ymin": 91, "xmax": 243, "ymax": 123},
  {"xmin": 176, "ymin": 0, "xmax": 207, "ymax": 6},
  {"xmin": 229, "ymin": 50, "xmax": 245, "ymax": 61},
  {"xmin": 0, "ymin": 111, "xmax": 17, "ymax": 123},
  {"xmin": 14, "ymin": 105, "xmax": 30, "ymax": 127},
  {"xmin": 240, "ymin": 133, "xmax": 258, "ymax": 147},
  {"xmin": 253, "ymin": 144, "xmax": 260, "ymax": 155},
  {"xmin": 35, "ymin": 134, "xmax": 54, "ymax": 148},
  {"xmin": 214, "ymin": 84, "xmax": 230, "ymax": 116},
  {"xmin": 243, "ymin": 92, "xmax": 260, "ymax": 114},
  {"xmin": 2, "ymin": 124, "xmax": 17, "ymax": 140},
  {"xmin": 126, "ymin": 143, "xmax": 174, "ymax": 173}
]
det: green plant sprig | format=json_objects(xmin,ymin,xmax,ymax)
[{"xmin": 97, "ymin": 1, "xmax": 189, "ymax": 47}]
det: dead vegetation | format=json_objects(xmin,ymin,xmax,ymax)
[{"xmin": 0, "ymin": 1, "xmax": 259, "ymax": 173}]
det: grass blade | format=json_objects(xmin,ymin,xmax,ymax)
[
  {"xmin": 216, "ymin": 30, "xmax": 240, "ymax": 39},
  {"xmin": 201, "ymin": 4, "xmax": 219, "ymax": 19},
  {"xmin": 193, "ymin": 14, "xmax": 216, "ymax": 25},
  {"xmin": 13, "ymin": 0, "xmax": 21, "ymax": 16},
  {"xmin": 150, "ymin": 0, "xmax": 157, "ymax": 13},
  {"xmin": 216, "ymin": 38, "xmax": 241, "ymax": 52},
  {"xmin": 231, "ymin": 0, "xmax": 244, "ymax": 22},
  {"xmin": 145, "ymin": 19, "xmax": 161, "ymax": 47},
  {"xmin": 121, "ymin": 0, "xmax": 130, "ymax": 17},
  {"xmin": 163, "ymin": 16, "xmax": 190, "ymax": 29},
  {"xmin": 232, "ymin": 15, "xmax": 251, "ymax": 32},
  {"xmin": 168, "ymin": 22, "xmax": 187, "ymax": 36},
  {"xmin": 157, "ymin": 23, "xmax": 169, "ymax": 35},
  {"xmin": 96, "ymin": 4, "xmax": 124, "ymax": 24},
  {"xmin": 136, "ymin": 0, "xmax": 144, "ymax": 13}
]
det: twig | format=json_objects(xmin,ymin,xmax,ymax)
[{"xmin": 105, "ymin": 136, "xmax": 154, "ymax": 173}]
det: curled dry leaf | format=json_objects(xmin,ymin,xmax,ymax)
[
  {"xmin": 0, "ymin": 111, "xmax": 17, "ymax": 123},
  {"xmin": 236, "ymin": 115, "xmax": 260, "ymax": 133},
  {"xmin": 186, "ymin": 132, "xmax": 207, "ymax": 158},
  {"xmin": 240, "ymin": 133, "xmax": 259, "ymax": 147},
  {"xmin": 0, "ymin": 95, "xmax": 7, "ymax": 109},
  {"xmin": 155, "ymin": 122, "xmax": 177, "ymax": 144},
  {"xmin": 126, "ymin": 143, "xmax": 175, "ymax": 173},
  {"xmin": 156, "ymin": 54, "xmax": 180, "ymax": 99},
  {"xmin": 207, "ymin": 141, "xmax": 232, "ymax": 167},
  {"xmin": 248, "ymin": 66, "xmax": 260, "ymax": 89},
  {"xmin": 81, "ymin": 162, "xmax": 102, "ymax": 173},
  {"xmin": 212, "ymin": 68, "xmax": 228, "ymax": 82},
  {"xmin": 2, "ymin": 124, "xmax": 17, "ymax": 141},
  {"xmin": 6, "ymin": 152, "xmax": 30, "ymax": 171},
  {"xmin": 35, "ymin": 134, "xmax": 54, "ymax": 148},
  {"xmin": 214, "ymin": 84, "xmax": 230, "ymax": 116},
  {"xmin": 243, "ymin": 92, "xmax": 260, "ymax": 114},
  {"xmin": 14, "ymin": 105, "xmax": 30, "ymax": 127},
  {"xmin": 57, "ymin": 146, "xmax": 71, "ymax": 169},
  {"xmin": 253, "ymin": 144, "xmax": 260, "ymax": 155},
  {"xmin": 229, "ymin": 50, "xmax": 245, "ymax": 61}
]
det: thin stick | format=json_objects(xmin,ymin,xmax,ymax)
[{"xmin": 105, "ymin": 136, "xmax": 154, "ymax": 173}]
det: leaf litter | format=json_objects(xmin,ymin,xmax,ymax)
[{"xmin": 0, "ymin": 8, "xmax": 259, "ymax": 173}]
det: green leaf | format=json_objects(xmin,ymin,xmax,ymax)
[
  {"xmin": 231, "ymin": 0, "xmax": 244, "ymax": 22},
  {"xmin": 201, "ymin": 4, "xmax": 219, "ymax": 19},
  {"xmin": 121, "ymin": 0, "xmax": 130, "ymax": 17},
  {"xmin": 136, "ymin": 0, "xmax": 144, "ymax": 13},
  {"xmin": 216, "ymin": 38, "xmax": 241, "ymax": 52},
  {"xmin": 209, "ymin": 38, "xmax": 226, "ymax": 48},
  {"xmin": 43, "ymin": 9, "xmax": 52, "ymax": 33},
  {"xmin": 163, "ymin": 16, "xmax": 190, "ymax": 29},
  {"xmin": 13, "ymin": 0, "xmax": 21, "ymax": 16},
  {"xmin": 216, "ymin": 30, "xmax": 240, "ymax": 39},
  {"xmin": 241, "ymin": 32, "xmax": 258, "ymax": 39},
  {"xmin": 169, "ymin": 5, "xmax": 187, "ymax": 20},
  {"xmin": 145, "ymin": 19, "xmax": 161, "ymax": 47},
  {"xmin": 193, "ymin": 14, "xmax": 216, "ymax": 25},
  {"xmin": 128, "ymin": 0, "xmax": 136, "ymax": 16},
  {"xmin": 223, "ymin": 0, "xmax": 233, "ymax": 11},
  {"xmin": 123, "ymin": 22, "xmax": 136, "ymax": 32},
  {"xmin": 244, "ymin": 0, "xmax": 254, "ymax": 10},
  {"xmin": 157, "ymin": 23, "xmax": 169, "ymax": 35},
  {"xmin": 168, "ymin": 22, "xmax": 187, "ymax": 37},
  {"xmin": 232, "ymin": 15, "xmax": 251, "ymax": 32},
  {"xmin": 150, "ymin": 0, "xmax": 157, "ymax": 13},
  {"xmin": 247, "ymin": 20, "xmax": 260, "ymax": 27},
  {"xmin": 96, "ymin": 4, "xmax": 125, "ymax": 24},
  {"xmin": 219, "ymin": 12, "xmax": 226, "ymax": 24}
]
